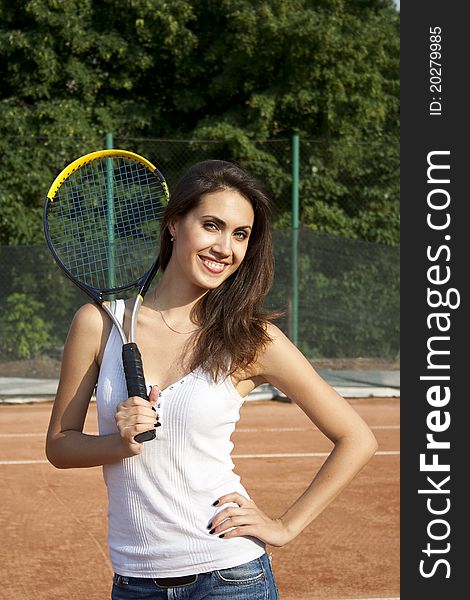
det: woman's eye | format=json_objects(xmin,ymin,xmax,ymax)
[
  {"xmin": 203, "ymin": 221, "xmax": 218, "ymax": 230},
  {"xmin": 234, "ymin": 230, "xmax": 248, "ymax": 241}
]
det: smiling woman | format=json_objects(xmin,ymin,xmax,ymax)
[
  {"xmin": 46, "ymin": 160, "xmax": 378, "ymax": 600},
  {"xmin": 155, "ymin": 163, "xmax": 276, "ymax": 383}
]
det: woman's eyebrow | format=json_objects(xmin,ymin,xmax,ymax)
[{"xmin": 200, "ymin": 215, "xmax": 252, "ymax": 230}]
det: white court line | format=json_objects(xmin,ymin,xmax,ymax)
[
  {"xmin": 0, "ymin": 451, "xmax": 399, "ymax": 465},
  {"xmin": 0, "ymin": 433, "xmax": 46, "ymax": 437},
  {"xmin": 0, "ymin": 425, "xmax": 400, "ymax": 438},
  {"xmin": 0, "ymin": 460, "xmax": 49, "ymax": 464},
  {"xmin": 236, "ymin": 425, "xmax": 399, "ymax": 432},
  {"xmin": 233, "ymin": 451, "xmax": 399, "ymax": 458}
]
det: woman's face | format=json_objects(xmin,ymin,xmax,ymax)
[{"xmin": 169, "ymin": 188, "xmax": 255, "ymax": 290}]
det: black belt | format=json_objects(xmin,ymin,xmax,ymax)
[
  {"xmin": 154, "ymin": 575, "xmax": 197, "ymax": 587},
  {"xmin": 114, "ymin": 573, "xmax": 197, "ymax": 588}
]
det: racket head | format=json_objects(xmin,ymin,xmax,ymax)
[{"xmin": 44, "ymin": 149, "xmax": 169, "ymax": 302}]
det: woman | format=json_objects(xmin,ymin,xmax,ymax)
[{"xmin": 46, "ymin": 160, "xmax": 378, "ymax": 599}]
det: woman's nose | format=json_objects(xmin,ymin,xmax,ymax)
[{"xmin": 211, "ymin": 232, "xmax": 231, "ymax": 256}]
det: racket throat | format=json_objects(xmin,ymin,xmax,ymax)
[
  {"xmin": 130, "ymin": 294, "xmax": 144, "ymax": 343},
  {"xmin": 102, "ymin": 301, "xmax": 127, "ymax": 345}
]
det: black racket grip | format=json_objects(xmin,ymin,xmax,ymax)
[{"xmin": 122, "ymin": 343, "xmax": 156, "ymax": 443}]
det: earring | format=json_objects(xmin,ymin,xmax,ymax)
[{"xmin": 170, "ymin": 236, "xmax": 175, "ymax": 242}]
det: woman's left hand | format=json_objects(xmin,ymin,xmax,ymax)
[{"xmin": 208, "ymin": 492, "xmax": 292, "ymax": 548}]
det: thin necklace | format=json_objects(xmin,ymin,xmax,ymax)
[{"xmin": 157, "ymin": 310, "xmax": 199, "ymax": 335}]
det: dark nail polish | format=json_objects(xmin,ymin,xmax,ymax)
[
  {"xmin": 219, "ymin": 533, "xmax": 225, "ymax": 538},
  {"xmin": 207, "ymin": 522, "xmax": 212, "ymax": 529},
  {"xmin": 212, "ymin": 500, "xmax": 219, "ymax": 506},
  {"xmin": 209, "ymin": 528, "xmax": 215, "ymax": 534},
  {"xmin": 154, "ymin": 422, "xmax": 161, "ymax": 428},
  {"xmin": 151, "ymin": 406, "xmax": 156, "ymax": 412}
]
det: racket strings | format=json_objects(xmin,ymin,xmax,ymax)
[{"xmin": 47, "ymin": 157, "xmax": 166, "ymax": 291}]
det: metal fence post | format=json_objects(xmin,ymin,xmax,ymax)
[
  {"xmin": 291, "ymin": 134, "xmax": 300, "ymax": 347},
  {"xmin": 105, "ymin": 133, "xmax": 115, "ymax": 290}
]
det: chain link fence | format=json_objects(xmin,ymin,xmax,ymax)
[
  {"xmin": 266, "ymin": 230, "xmax": 399, "ymax": 359},
  {"xmin": 0, "ymin": 230, "xmax": 398, "ymax": 364},
  {"xmin": 0, "ymin": 135, "xmax": 399, "ymax": 367},
  {"xmin": 112, "ymin": 137, "xmax": 294, "ymax": 224}
]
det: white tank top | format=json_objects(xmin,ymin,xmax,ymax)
[{"xmin": 95, "ymin": 300, "xmax": 265, "ymax": 577}]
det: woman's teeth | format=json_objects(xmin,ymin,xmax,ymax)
[{"xmin": 200, "ymin": 257, "xmax": 225, "ymax": 273}]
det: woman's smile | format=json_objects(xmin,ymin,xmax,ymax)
[{"xmin": 197, "ymin": 255, "xmax": 229, "ymax": 274}]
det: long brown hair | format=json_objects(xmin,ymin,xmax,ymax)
[{"xmin": 159, "ymin": 160, "xmax": 276, "ymax": 380}]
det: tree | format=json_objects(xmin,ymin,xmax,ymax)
[
  {"xmin": 0, "ymin": 292, "xmax": 52, "ymax": 359},
  {"xmin": 0, "ymin": 0, "xmax": 399, "ymax": 244},
  {"xmin": 187, "ymin": 0, "xmax": 399, "ymax": 242}
]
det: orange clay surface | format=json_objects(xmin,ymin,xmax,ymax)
[{"xmin": 0, "ymin": 398, "xmax": 399, "ymax": 600}]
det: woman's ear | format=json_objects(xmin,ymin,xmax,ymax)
[{"xmin": 168, "ymin": 219, "xmax": 177, "ymax": 239}]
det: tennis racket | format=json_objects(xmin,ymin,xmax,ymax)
[{"xmin": 44, "ymin": 149, "xmax": 169, "ymax": 443}]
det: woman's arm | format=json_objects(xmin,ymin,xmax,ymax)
[
  {"xmin": 210, "ymin": 324, "xmax": 378, "ymax": 546},
  {"xmin": 45, "ymin": 303, "xmax": 157, "ymax": 468}
]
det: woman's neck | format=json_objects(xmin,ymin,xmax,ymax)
[{"xmin": 146, "ymin": 267, "xmax": 207, "ymax": 317}]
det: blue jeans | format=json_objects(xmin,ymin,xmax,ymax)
[{"xmin": 111, "ymin": 552, "xmax": 280, "ymax": 599}]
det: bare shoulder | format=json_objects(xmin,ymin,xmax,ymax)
[
  {"xmin": 264, "ymin": 321, "xmax": 288, "ymax": 344},
  {"xmin": 72, "ymin": 302, "xmax": 107, "ymax": 331},
  {"xmin": 67, "ymin": 303, "xmax": 111, "ymax": 364},
  {"xmin": 256, "ymin": 321, "xmax": 331, "ymax": 406},
  {"xmin": 235, "ymin": 323, "xmax": 293, "ymax": 377},
  {"xmin": 232, "ymin": 323, "xmax": 298, "ymax": 393},
  {"xmin": 259, "ymin": 322, "xmax": 303, "ymax": 367}
]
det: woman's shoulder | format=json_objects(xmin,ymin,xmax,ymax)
[
  {"xmin": 263, "ymin": 321, "xmax": 284, "ymax": 340},
  {"xmin": 72, "ymin": 302, "xmax": 108, "ymax": 332},
  {"xmin": 230, "ymin": 323, "xmax": 294, "ymax": 393},
  {"xmin": 255, "ymin": 322, "xmax": 301, "ymax": 374},
  {"xmin": 68, "ymin": 303, "xmax": 113, "ymax": 360},
  {"xmin": 261, "ymin": 321, "xmax": 291, "ymax": 353},
  {"xmin": 235, "ymin": 322, "xmax": 291, "ymax": 383}
]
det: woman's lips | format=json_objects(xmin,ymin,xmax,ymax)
[{"xmin": 198, "ymin": 255, "xmax": 228, "ymax": 274}]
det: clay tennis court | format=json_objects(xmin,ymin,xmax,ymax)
[{"xmin": 0, "ymin": 397, "xmax": 399, "ymax": 600}]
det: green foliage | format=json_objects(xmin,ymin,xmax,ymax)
[
  {"xmin": 0, "ymin": 245, "xmax": 86, "ymax": 356},
  {"xmin": 267, "ymin": 229, "xmax": 399, "ymax": 359},
  {"xmin": 0, "ymin": 292, "xmax": 52, "ymax": 359},
  {"xmin": 0, "ymin": 0, "xmax": 399, "ymax": 245}
]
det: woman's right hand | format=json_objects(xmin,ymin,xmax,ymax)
[{"xmin": 115, "ymin": 385, "xmax": 160, "ymax": 455}]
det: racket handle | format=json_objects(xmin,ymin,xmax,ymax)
[{"xmin": 122, "ymin": 343, "xmax": 156, "ymax": 443}]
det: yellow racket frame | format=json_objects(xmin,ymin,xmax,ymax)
[{"xmin": 47, "ymin": 149, "xmax": 169, "ymax": 203}]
